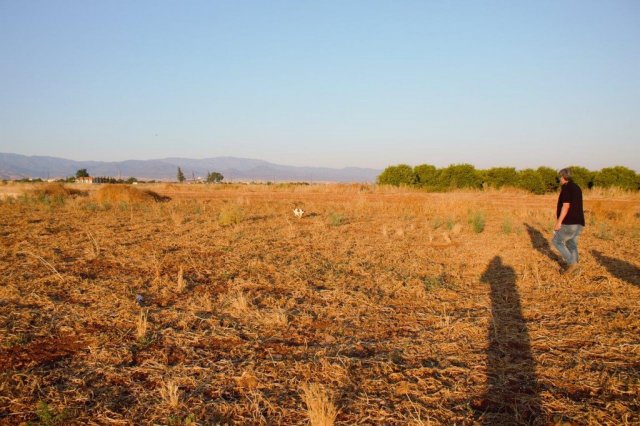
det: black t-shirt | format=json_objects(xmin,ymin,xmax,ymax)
[{"xmin": 557, "ymin": 181, "xmax": 585, "ymax": 226}]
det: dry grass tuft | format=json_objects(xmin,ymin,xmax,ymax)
[
  {"xmin": 193, "ymin": 293, "xmax": 213, "ymax": 312},
  {"xmin": 235, "ymin": 370, "xmax": 259, "ymax": 390},
  {"xmin": 176, "ymin": 266, "xmax": 185, "ymax": 292},
  {"xmin": 28, "ymin": 182, "xmax": 86, "ymax": 199},
  {"xmin": 260, "ymin": 307, "xmax": 289, "ymax": 328},
  {"xmin": 218, "ymin": 204, "xmax": 243, "ymax": 226},
  {"xmin": 301, "ymin": 383, "xmax": 338, "ymax": 426},
  {"xmin": 226, "ymin": 291, "xmax": 251, "ymax": 316},
  {"xmin": 85, "ymin": 231, "xmax": 100, "ymax": 259},
  {"xmin": 136, "ymin": 309, "xmax": 148, "ymax": 339},
  {"xmin": 94, "ymin": 184, "xmax": 167, "ymax": 204},
  {"xmin": 159, "ymin": 380, "xmax": 180, "ymax": 409}
]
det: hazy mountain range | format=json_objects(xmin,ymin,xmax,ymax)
[{"xmin": 0, "ymin": 153, "xmax": 380, "ymax": 183}]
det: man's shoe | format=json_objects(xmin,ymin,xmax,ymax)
[{"xmin": 562, "ymin": 263, "xmax": 580, "ymax": 275}]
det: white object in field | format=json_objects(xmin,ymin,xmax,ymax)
[{"xmin": 293, "ymin": 208, "xmax": 304, "ymax": 219}]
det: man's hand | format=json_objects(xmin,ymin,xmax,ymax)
[{"xmin": 554, "ymin": 222, "xmax": 562, "ymax": 231}]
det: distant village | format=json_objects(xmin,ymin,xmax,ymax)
[{"xmin": 11, "ymin": 167, "xmax": 225, "ymax": 185}]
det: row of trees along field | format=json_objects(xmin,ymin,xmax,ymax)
[{"xmin": 377, "ymin": 164, "xmax": 640, "ymax": 194}]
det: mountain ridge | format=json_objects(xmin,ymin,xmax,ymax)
[{"xmin": 0, "ymin": 153, "xmax": 380, "ymax": 182}]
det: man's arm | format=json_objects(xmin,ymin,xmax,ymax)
[{"xmin": 555, "ymin": 202, "xmax": 570, "ymax": 231}]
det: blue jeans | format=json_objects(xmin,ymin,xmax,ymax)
[{"xmin": 552, "ymin": 224, "xmax": 584, "ymax": 265}]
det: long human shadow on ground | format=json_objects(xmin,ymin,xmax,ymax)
[
  {"xmin": 477, "ymin": 256, "xmax": 542, "ymax": 425},
  {"xmin": 524, "ymin": 223, "xmax": 561, "ymax": 263},
  {"xmin": 591, "ymin": 250, "xmax": 640, "ymax": 287}
]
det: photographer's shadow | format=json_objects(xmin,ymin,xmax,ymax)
[
  {"xmin": 524, "ymin": 223, "xmax": 561, "ymax": 263},
  {"xmin": 591, "ymin": 250, "xmax": 640, "ymax": 287},
  {"xmin": 476, "ymin": 256, "xmax": 542, "ymax": 425}
]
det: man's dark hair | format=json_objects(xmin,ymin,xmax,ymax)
[{"xmin": 558, "ymin": 168, "xmax": 572, "ymax": 181}]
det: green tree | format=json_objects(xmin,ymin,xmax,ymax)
[
  {"xmin": 437, "ymin": 164, "xmax": 482, "ymax": 189},
  {"xmin": 414, "ymin": 164, "xmax": 439, "ymax": 188},
  {"xmin": 482, "ymin": 167, "xmax": 518, "ymax": 189},
  {"xmin": 593, "ymin": 166, "xmax": 638, "ymax": 190},
  {"xmin": 206, "ymin": 171, "xmax": 224, "ymax": 183},
  {"xmin": 537, "ymin": 166, "xmax": 559, "ymax": 193},
  {"xmin": 376, "ymin": 164, "xmax": 417, "ymax": 186},
  {"xmin": 75, "ymin": 168, "xmax": 89, "ymax": 178},
  {"xmin": 517, "ymin": 169, "xmax": 545, "ymax": 194},
  {"xmin": 177, "ymin": 167, "xmax": 186, "ymax": 183},
  {"xmin": 567, "ymin": 166, "xmax": 594, "ymax": 189}
]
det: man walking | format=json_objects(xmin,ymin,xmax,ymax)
[{"xmin": 552, "ymin": 168, "xmax": 585, "ymax": 274}]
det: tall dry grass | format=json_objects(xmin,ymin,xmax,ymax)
[
  {"xmin": 176, "ymin": 266, "xmax": 185, "ymax": 293},
  {"xmin": 28, "ymin": 182, "xmax": 87, "ymax": 199},
  {"xmin": 159, "ymin": 380, "xmax": 180, "ymax": 409},
  {"xmin": 301, "ymin": 383, "xmax": 338, "ymax": 426},
  {"xmin": 136, "ymin": 309, "xmax": 148, "ymax": 339},
  {"xmin": 93, "ymin": 184, "xmax": 167, "ymax": 204}
]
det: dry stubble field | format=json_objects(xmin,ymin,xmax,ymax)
[{"xmin": 0, "ymin": 182, "xmax": 639, "ymax": 425}]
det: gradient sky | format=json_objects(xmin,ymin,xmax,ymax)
[{"xmin": 1, "ymin": 0, "xmax": 639, "ymax": 170}]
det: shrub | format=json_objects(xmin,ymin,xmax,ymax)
[
  {"xmin": 567, "ymin": 166, "xmax": 595, "ymax": 189},
  {"xmin": 328, "ymin": 212, "xmax": 344, "ymax": 227},
  {"xmin": 445, "ymin": 216, "xmax": 455, "ymax": 230},
  {"xmin": 423, "ymin": 275, "xmax": 443, "ymax": 291},
  {"xmin": 470, "ymin": 211, "xmax": 485, "ymax": 233},
  {"xmin": 537, "ymin": 166, "xmax": 559, "ymax": 192},
  {"xmin": 376, "ymin": 164, "xmax": 417, "ymax": 186},
  {"xmin": 501, "ymin": 217, "xmax": 513, "ymax": 234},
  {"xmin": 374, "ymin": 162, "xmax": 636, "ymax": 194},
  {"xmin": 35, "ymin": 401, "xmax": 66, "ymax": 426},
  {"xmin": 594, "ymin": 222, "xmax": 613, "ymax": 240},
  {"xmin": 482, "ymin": 167, "xmax": 518, "ymax": 189},
  {"xmin": 414, "ymin": 164, "xmax": 439, "ymax": 188},
  {"xmin": 593, "ymin": 166, "xmax": 638, "ymax": 190},
  {"xmin": 218, "ymin": 205, "xmax": 243, "ymax": 226},
  {"xmin": 432, "ymin": 216, "xmax": 442, "ymax": 229},
  {"xmin": 516, "ymin": 169, "xmax": 545, "ymax": 194},
  {"xmin": 437, "ymin": 164, "xmax": 482, "ymax": 189}
]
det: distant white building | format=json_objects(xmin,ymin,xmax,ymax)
[{"xmin": 76, "ymin": 176, "xmax": 94, "ymax": 184}]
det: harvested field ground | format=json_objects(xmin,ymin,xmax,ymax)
[{"xmin": 0, "ymin": 182, "xmax": 639, "ymax": 425}]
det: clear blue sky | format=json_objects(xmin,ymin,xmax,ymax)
[{"xmin": 1, "ymin": 0, "xmax": 639, "ymax": 170}]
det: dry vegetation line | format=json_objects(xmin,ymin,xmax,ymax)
[{"xmin": 0, "ymin": 183, "xmax": 639, "ymax": 424}]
